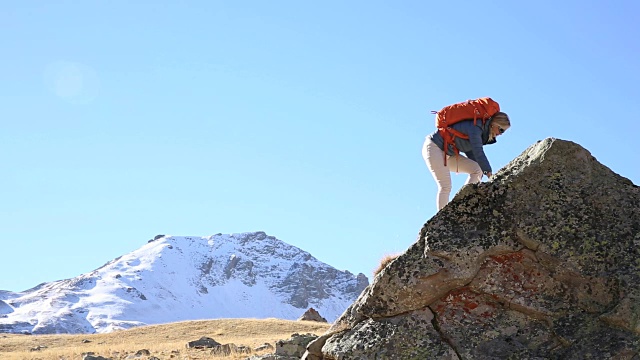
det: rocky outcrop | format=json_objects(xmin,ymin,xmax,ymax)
[
  {"xmin": 298, "ymin": 308, "xmax": 328, "ymax": 322},
  {"xmin": 0, "ymin": 300, "xmax": 12, "ymax": 316},
  {"xmin": 304, "ymin": 138, "xmax": 640, "ymax": 359},
  {"xmin": 250, "ymin": 333, "xmax": 319, "ymax": 360}
]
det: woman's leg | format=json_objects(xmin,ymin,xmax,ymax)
[
  {"xmin": 447, "ymin": 155, "xmax": 483, "ymax": 185},
  {"xmin": 422, "ymin": 138, "xmax": 452, "ymax": 210}
]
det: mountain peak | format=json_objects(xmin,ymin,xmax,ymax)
[{"xmin": 1, "ymin": 232, "xmax": 368, "ymax": 334}]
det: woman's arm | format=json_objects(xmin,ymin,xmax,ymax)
[{"xmin": 466, "ymin": 125, "xmax": 492, "ymax": 174}]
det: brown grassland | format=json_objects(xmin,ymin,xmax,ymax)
[{"xmin": 0, "ymin": 318, "xmax": 331, "ymax": 360}]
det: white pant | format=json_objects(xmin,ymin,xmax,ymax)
[{"xmin": 422, "ymin": 138, "xmax": 483, "ymax": 211}]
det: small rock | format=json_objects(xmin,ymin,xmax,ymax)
[
  {"xmin": 255, "ymin": 343, "xmax": 274, "ymax": 352},
  {"xmin": 135, "ymin": 349, "xmax": 150, "ymax": 356},
  {"xmin": 83, "ymin": 354, "xmax": 110, "ymax": 360},
  {"xmin": 186, "ymin": 336, "xmax": 221, "ymax": 349}
]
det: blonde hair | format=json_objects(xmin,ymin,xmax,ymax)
[{"xmin": 489, "ymin": 112, "xmax": 510, "ymax": 141}]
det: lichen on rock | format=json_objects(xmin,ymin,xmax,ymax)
[{"xmin": 304, "ymin": 138, "xmax": 640, "ymax": 360}]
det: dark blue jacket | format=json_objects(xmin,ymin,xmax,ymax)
[{"xmin": 428, "ymin": 119, "xmax": 496, "ymax": 173}]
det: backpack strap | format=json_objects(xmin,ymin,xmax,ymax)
[
  {"xmin": 438, "ymin": 127, "xmax": 470, "ymax": 172},
  {"xmin": 439, "ymin": 116, "xmax": 490, "ymax": 165}
]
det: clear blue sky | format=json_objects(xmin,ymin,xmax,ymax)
[{"xmin": 2, "ymin": 1, "xmax": 638, "ymax": 292}]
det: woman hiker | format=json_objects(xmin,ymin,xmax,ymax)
[{"xmin": 422, "ymin": 110, "xmax": 511, "ymax": 211}]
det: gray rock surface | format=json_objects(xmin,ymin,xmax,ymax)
[
  {"xmin": 298, "ymin": 307, "xmax": 328, "ymax": 322},
  {"xmin": 305, "ymin": 138, "xmax": 640, "ymax": 359},
  {"xmin": 249, "ymin": 333, "xmax": 318, "ymax": 360}
]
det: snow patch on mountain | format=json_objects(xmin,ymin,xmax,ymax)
[{"xmin": 0, "ymin": 232, "xmax": 369, "ymax": 334}]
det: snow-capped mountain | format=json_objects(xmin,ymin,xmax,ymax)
[{"xmin": 0, "ymin": 232, "xmax": 369, "ymax": 334}]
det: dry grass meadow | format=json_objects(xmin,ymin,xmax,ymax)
[{"xmin": 0, "ymin": 318, "xmax": 331, "ymax": 360}]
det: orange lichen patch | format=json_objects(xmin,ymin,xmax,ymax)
[
  {"xmin": 479, "ymin": 251, "xmax": 546, "ymax": 295},
  {"xmin": 434, "ymin": 288, "xmax": 492, "ymax": 314},
  {"xmin": 490, "ymin": 252, "xmax": 525, "ymax": 264},
  {"xmin": 432, "ymin": 287, "xmax": 499, "ymax": 325}
]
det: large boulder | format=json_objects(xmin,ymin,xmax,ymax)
[{"xmin": 304, "ymin": 138, "xmax": 640, "ymax": 359}]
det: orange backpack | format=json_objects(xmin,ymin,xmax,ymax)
[{"xmin": 431, "ymin": 97, "xmax": 500, "ymax": 166}]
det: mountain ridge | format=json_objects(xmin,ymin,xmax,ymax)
[{"xmin": 0, "ymin": 231, "xmax": 368, "ymax": 334}]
